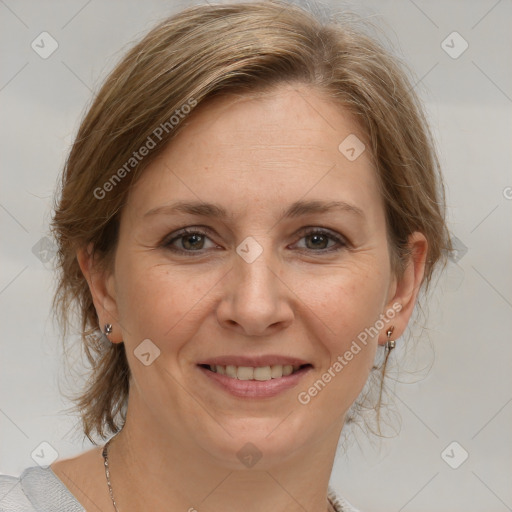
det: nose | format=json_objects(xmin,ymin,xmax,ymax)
[{"xmin": 216, "ymin": 243, "xmax": 294, "ymax": 337}]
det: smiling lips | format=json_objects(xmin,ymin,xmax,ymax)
[
  {"xmin": 198, "ymin": 355, "xmax": 312, "ymax": 381},
  {"xmin": 197, "ymin": 355, "xmax": 313, "ymax": 398}
]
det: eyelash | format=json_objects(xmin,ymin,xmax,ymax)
[{"xmin": 162, "ymin": 226, "xmax": 348, "ymax": 255}]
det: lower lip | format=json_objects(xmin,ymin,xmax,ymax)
[{"xmin": 197, "ymin": 365, "xmax": 312, "ymax": 398}]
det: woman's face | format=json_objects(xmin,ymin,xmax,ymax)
[{"xmin": 96, "ymin": 84, "xmax": 414, "ymax": 467}]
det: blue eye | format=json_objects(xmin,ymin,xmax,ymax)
[{"xmin": 163, "ymin": 227, "xmax": 347, "ymax": 255}]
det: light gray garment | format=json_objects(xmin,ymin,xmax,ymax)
[
  {"xmin": 0, "ymin": 466, "xmax": 359, "ymax": 511},
  {"xmin": 0, "ymin": 466, "xmax": 84, "ymax": 511}
]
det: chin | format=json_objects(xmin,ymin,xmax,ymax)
[{"xmin": 192, "ymin": 415, "xmax": 320, "ymax": 470}]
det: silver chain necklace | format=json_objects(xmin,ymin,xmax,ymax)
[
  {"xmin": 102, "ymin": 438, "xmax": 120, "ymax": 512},
  {"xmin": 102, "ymin": 438, "xmax": 338, "ymax": 512}
]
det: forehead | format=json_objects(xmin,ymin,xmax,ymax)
[{"xmin": 126, "ymin": 84, "xmax": 382, "ymax": 223}]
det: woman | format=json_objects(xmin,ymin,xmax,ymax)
[{"xmin": 0, "ymin": 1, "xmax": 450, "ymax": 510}]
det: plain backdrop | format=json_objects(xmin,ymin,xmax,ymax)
[{"xmin": 1, "ymin": 1, "xmax": 511, "ymax": 511}]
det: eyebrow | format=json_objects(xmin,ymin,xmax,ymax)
[{"xmin": 143, "ymin": 199, "xmax": 365, "ymax": 221}]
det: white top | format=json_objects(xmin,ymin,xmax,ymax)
[{"xmin": 0, "ymin": 466, "xmax": 360, "ymax": 511}]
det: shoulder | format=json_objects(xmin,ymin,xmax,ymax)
[
  {"xmin": 0, "ymin": 466, "xmax": 84, "ymax": 512},
  {"xmin": 0, "ymin": 472, "xmax": 32, "ymax": 511},
  {"xmin": 328, "ymin": 485, "xmax": 361, "ymax": 512}
]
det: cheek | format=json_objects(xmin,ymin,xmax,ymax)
[
  {"xmin": 299, "ymin": 260, "xmax": 389, "ymax": 340},
  {"xmin": 293, "ymin": 263, "xmax": 388, "ymax": 408},
  {"xmin": 113, "ymin": 255, "xmax": 221, "ymax": 347}
]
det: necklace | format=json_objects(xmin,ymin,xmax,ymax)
[
  {"xmin": 102, "ymin": 438, "xmax": 338, "ymax": 512},
  {"xmin": 102, "ymin": 438, "xmax": 120, "ymax": 512}
]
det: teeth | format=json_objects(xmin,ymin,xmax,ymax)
[
  {"xmin": 282, "ymin": 365, "xmax": 293, "ymax": 376},
  {"xmin": 253, "ymin": 366, "xmax": 272, "ymax": 381},
  {"xmin": 271, "ymin": 365, "xmax": 283, "ymax": 378},
  {"xmin": 237, "ymin": 366, "xmax": 254, "ymax": 380},
  {"xmin": 205, "ymin": 364, "xmax": 304, "ymax": 381},
  {"xmin": 225, "ymin": 365, "xmax": 237, "ymax": 378}
]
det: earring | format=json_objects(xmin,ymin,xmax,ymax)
[
  {"xmin": 104, "ymin": 323, "xmax": 113, "ymax": 337},
  {"xmin": 385, "ymin": 327, "xmax": 395, "ymax": 351}
]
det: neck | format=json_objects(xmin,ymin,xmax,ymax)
[{"xmin": 105, "ymin": 396, "xmax": 343, "ymax": 512}]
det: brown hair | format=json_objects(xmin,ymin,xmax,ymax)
[{"xmin": 51, "ymin": 0, "xmax": 451, "ymax": 443}]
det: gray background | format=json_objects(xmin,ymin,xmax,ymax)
[{"xmin": 1, "ymin": 1, "xmax": 511, "ymax": 511}]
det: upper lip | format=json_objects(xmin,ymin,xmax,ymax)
[{"xmin": 197, "ymin": 355, "xmax": 312, "ymax": 367}]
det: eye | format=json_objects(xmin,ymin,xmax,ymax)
[
  {"xmin": 162, "ymin": 226, "xmax": 347, "ymax": 256},
  {"xmin": 293, "ymin": 228, "xmax": 347, "ymax": 253},
  {"xmin": 163, "ymin": 228, "xmax": 218, "ymax": 253}
]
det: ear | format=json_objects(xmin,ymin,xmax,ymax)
[
  {"xmin": 77, "ymin": 243, "xmax": 123, "ymax": 343},
  {"xmin": 379, "ymin": 231, "xmax": 428, "ymax": 345}
]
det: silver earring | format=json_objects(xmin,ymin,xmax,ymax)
[
  {"xmin": 385, "ymin": 327, "xmax": 395, "ymax": 351},
  {"xmin": 104, "ymin": 324, "xmax": 113, "ymax": 336}
]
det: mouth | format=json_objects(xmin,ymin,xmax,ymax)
[
  {"xmin": 196, "ymin": 361, "xmax": 313, "ymax": 398},
  {"xmin": 198, "ymin": 363, "xmax": 312, "ymax": 381}
]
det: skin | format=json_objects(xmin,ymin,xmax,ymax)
[{"xmin": 52, "ymin": 83, "xmax": 427, "ymax": 512}]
